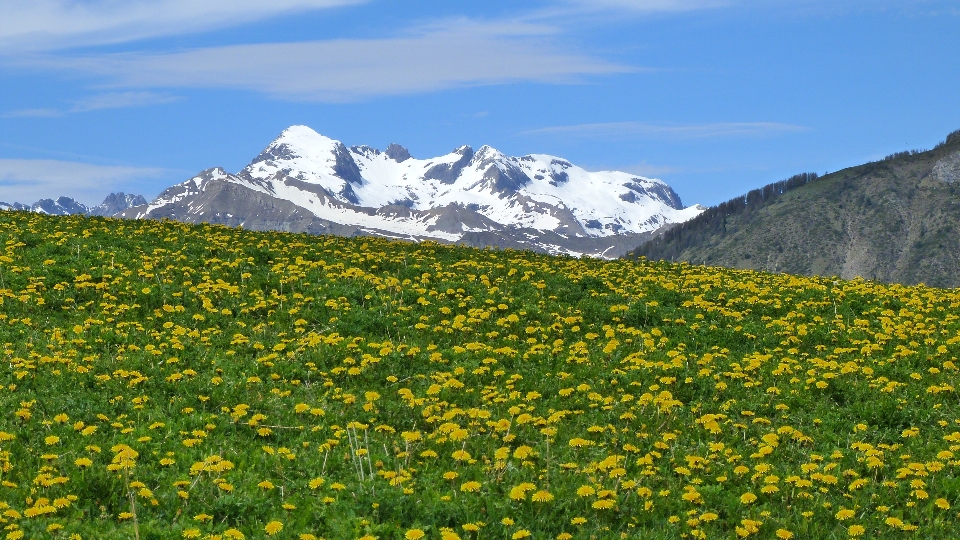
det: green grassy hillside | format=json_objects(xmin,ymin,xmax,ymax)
[
  {"xmin": 1, "ymin": 211, "xmax": 960, "ymax": 539},
  {"xmin": 631, "ymin": 129, "xmax": 960, "ymax": 288}
]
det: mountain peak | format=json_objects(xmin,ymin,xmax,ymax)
[
  {"xmin": 384, "ymin": 143, "xmax": 412, "ymax": 163},
  {"xmin": 128, "ymin": 125, "xmax": 701, "ymax": 258}
]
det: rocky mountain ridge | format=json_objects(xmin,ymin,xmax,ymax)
[
  {"xmin": 0, "ymin": 193, "xmax": 147, "ymax": 217},
  {"xmin": 631, "ymin": 128, "xmax": 960, "ymax": 287},
  {"xmin": 119, "ymin": 125, "xmax": 703, "ymax": 258}
]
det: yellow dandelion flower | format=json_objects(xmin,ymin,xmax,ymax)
[
  {"xmin": 405, "ymin": 529, "xmax": 426, "ymax": 540},
  {"xmin": 740, "ymin": 492, "xmax": 757, "ymax": 504},
  {"xmin": 935, "ymin": 498, "xmax": 951, "ymax": 509},
  {"xmin": 847, "ymin": 525, "xmax": 865, "ymax": 537},
  {"xmin": 571, "ymin": 517, "xmax": 587, "ymax": 525},
  {"xmin": 509, "ymin": 486, "xmax": 527, "ymax": 500},
  {"xmin": 258, "ymin": 480, "xmax": 275, "ymax": 490},
  {"xmin": 775, "ymin": 529, "xmax": 794, "ymax": 539},
  {"xmin": 531, "ymin": 490, "xmax": 554, "ymax": 503},
  {"xmin": 512, "ymin": 531, "xmax": 532, "ymax": 539},
  {"xmin": 264, "ymin": 521, "xmax": 283, "ymax": 536},
  {"xmin": 513, "ymin": 446, "xmax": 533, "ymax": 459},
  {"xmin": 576, "ymin": 485, "xmax": 596, "ymax": 497},
  {"xmin": 224, "ymin": 530, "xmax": 246, "ymax": 539},
  {"xmin": 835, "ymin": 508, "xmax": 855, "ymax": 520},
  {"xmin": 182, "ymin": 530, "xmax": 201, "ymax": 539},
  {"xmin": 460, "ymin": 481, "xmax": 482, "ymax": 492}
]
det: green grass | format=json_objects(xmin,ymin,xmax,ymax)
[{"xmin": 1, "ymin": 210, "xmax": 959, "ymax": 539}]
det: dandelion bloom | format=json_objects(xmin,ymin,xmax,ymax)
[
  {"xmin": 835, "ymin": 508, "xmax": 855, "ymax": 520},
  {"xmin": 512, "ymin": 531, "xmax": 532, "ymax": 539},
  {"xmin": 264, "ymin": 521, "xmax": 283, "ymax": 536},
  {"xmin": 405, "ymin": 529, "xmax": 426, "ymax": 540},
  {"xmin": 847, "ymin": 525, "xmax": 865, "ymax": 537},
  {"xmin": 775, "ymin": 530, "xmax": 793, "ymax": 539},
  {"xmin": 531, "ymin": 490, "xmax": 554, "ymax": 503},
  {"xmin": 935, "ymin": 498, "xmax": 951, "ymax": 510},
  {"xmin": 460, "ymin": 481, "xmax": 481, "ymax": 492},
  {"xmin": 740, "ymin": 493, "xmax": 757, "ymax": 504}
]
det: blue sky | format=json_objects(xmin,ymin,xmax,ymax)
[{"xmin": 1, "ymin": 0, "xmax": 958, "ymax": 208}]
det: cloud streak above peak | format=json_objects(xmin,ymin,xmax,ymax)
[
  {"xmin": 0, "ymin": 0, "xmax": 365, "ymax": 53},
  {"xmin": 18, "ymin": 23, "xmax": 632, "ymax": 102}
]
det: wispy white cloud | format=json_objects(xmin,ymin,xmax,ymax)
[
  {"xmin": 519, "ymin": 121, "xmax": 809, "ymax": 139},
  {"xmin": 0, "ymin": 159, "xmax": 165, "ymax": 206},
  {"xmin": 2, "ymin": 108, "xmax": 63, "ymax": 118},
  {"xmin": 0, "ymin": 0, "xmax": 366, "ymax": 53},
  {"xmin": 17, "ymin": 22, "xmax": 631, "ymax": 102},
  {"xmin": 68, "ymin": 91, "xmax": 181, "ymax": 112},
  {"xmin": 563, "ymin": 0, "xmax": 731, "ymax": 13},
  {"xmin": 3, "ymin": 91, "xmax": 180, "ymax": 118}
]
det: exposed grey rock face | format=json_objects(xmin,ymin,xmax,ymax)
[
  {"xmin": 0, "ymin": 201, "xmax": 30, "ymax": 211},
  {"xmin": 933, "ymin": 151, "xmax": 960, "ymax": 183},
  {"xmin": 120, "ymin": 176, "xmax": 362, "ymax": 236},
  {"xmin": 623, "ymin": 180, "xmax": 684, "ymax": 210},
  {"xmin": 384, "ymin": 143, "xmax": 411, "ymax": 163},
  {"xmin": 89, "ymin": 192, "xmax": 148, "ymax": 216},
  {"xmin": 481, "ymin": 161, "xmax": 531, "ymax": 194},
  {"xmin": 1, "ymin": 193, "xmax": 149, "ymax": 217},
  {"xmin": 32, "ymin": 197, "xmax": 88, "ymax": 215},
  {"xmin": 332, "ymin": 142, "xmax": 364, "ymax": 185},
  {"xmin": 424, "ymin": 146, "xmax": 474, "ymax": 184}
]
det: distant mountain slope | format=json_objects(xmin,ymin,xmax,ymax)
[
  {"xmin": 630, "ymin": 128, "xmax": 960, "ymax": 288},
  {"xmin": 120, "ymin": 126, "xmax": 702, "ymax": 258},
  {"xmin": 0, "ymin": 193, "xmax": 147, "ymax": 216}
]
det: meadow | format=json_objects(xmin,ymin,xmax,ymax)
[{"xmin": 1, "ymin": 210, "xmax": 959, "ymax": 539}]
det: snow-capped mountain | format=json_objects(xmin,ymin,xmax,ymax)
[
  {"xmin": 122, "ymin": 125, "xmax": 703, "ymax": 257},
  {"xmin": 0, "ymin": 193, "xmax": 147, "ymax": 217}
]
